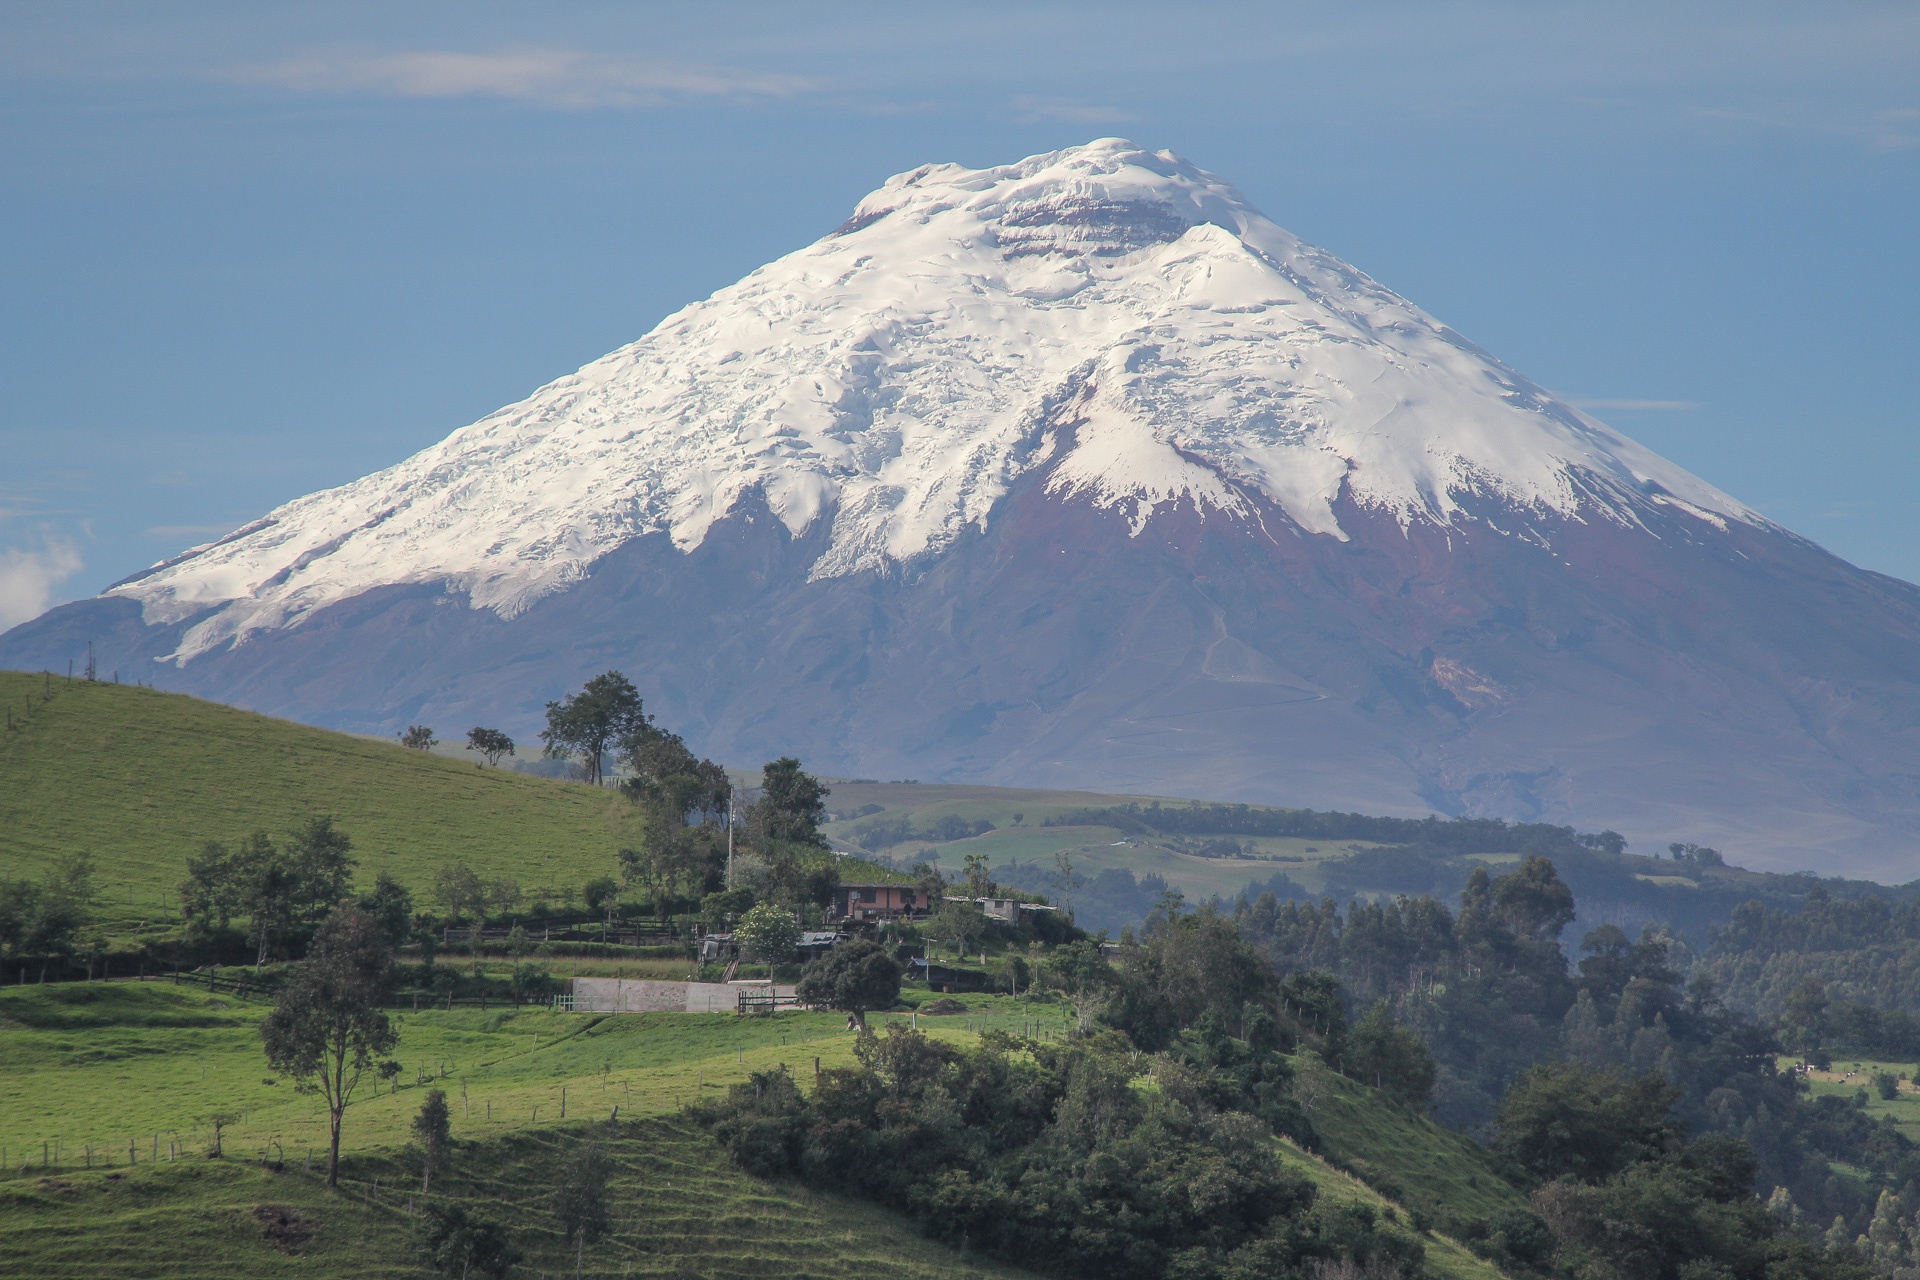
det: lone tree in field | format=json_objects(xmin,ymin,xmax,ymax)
[
  {"xmin": 555, "ymin": 1137, "xmax": 613, "ymax": 1280},
  {"xmin": 464, "ymin": 726, "xmax": 514, "ymax": 767},
  {"xmin": 541, "ymin": 671, "xmax": 649, "ymax": 786},
  {"xmin": 797, "ymin": 938, "xmax": 901, "ymax": 1028},
  {"xmin": 412, "ymin": 1088, "xmax": 453, "ymax": 1193},
  {"xmin": 261, "ymin": 905, "xmax": 399, "ymax": 1187},
  {"xmin": 400, "ymin": 725, "xmax": 437, "ymax": 751}
]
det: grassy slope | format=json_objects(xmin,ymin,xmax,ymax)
[
  {"xmin": 0, "ymin": 1119, "xmax": 1035, "ymax": 1280},
  {"xmin": 0, "ymin": 984, "xmax": 1510, "ymax": 1279},
  {"xmin": 0, "ymin": 672, "xmax": 645, "ymax": 925},
  {"xmin": 1296, "ymin": 1056, "xmax": 1531, "ymax": 1225}
]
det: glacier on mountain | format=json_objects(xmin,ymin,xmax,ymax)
[{"xmin": 115, "ymin": 138, "xmax": 1758, "ymax": 663}]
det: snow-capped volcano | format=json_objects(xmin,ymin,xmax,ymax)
[
  {"xmin": 10, "ymin": 140, "xmax": 1920, "ymax": 877},
  {"xmin": 114, "ymin": 139, "xmax": 1751, "ymax": 662}
]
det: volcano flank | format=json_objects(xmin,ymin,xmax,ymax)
[{"xmin": 8, "ymin": 139, "xmax": 1919, "ymax": 875}]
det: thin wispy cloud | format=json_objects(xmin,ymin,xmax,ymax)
[
  {"xmin": 0, "ymin": 536, "xmax": 82, "ymax": 630},
  {"xmin": 1571, "ymin": 398, "xmax": 1701, "ymax": 412},
  {"xmin": 1008, "ymin": 95, "xmax": 1137, "ymax": 125},
  {"xmin": 229, "ymin": 47, "xmax": 821, "ymax": 110}
]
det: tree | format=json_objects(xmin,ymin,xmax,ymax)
[
  {"xmin": 963, "ymin": 852, "xmax": 993, "ymax": 900},
  {"xmin": 555, "ymin": 1137, "xmax": 613, "ymax": 1280},
  {"xmin": 358, "ymin": 871, "xmax": 415, "ymax": 948},
  {"xmin": 399, "ymin": 725, "xmax": 437, "ymax": 751},
  {"xmin": 923, "ymin": 901, "xmax": 988, "ymax": 957},
  {"xmin": 412, "ymin": 1088, "xmax": 452, "ymax": 1193},
  {"xmin": 797, "ymin": 939, "xmax": 901, "ymax": 1027},
  {"xmin": 1341, "ymin": 1001, "xmax": 1437, "ymax": 1108},
  {"xmin": 736, "ymin": 902, "xmax": 799, "ymax": 964},
  {"xmin": 414, "ymin": 1203, "xmax": 518, "ymax": 1280},
  {"xmin": 1040, "ymin": 938, "xmax": 1113, "ymax": 1027},
  {"xmin": 747, "ymin": 757, "xmax": 829, "ymax": 847},
  {"xmin": 260, "ymin": 906, "xmax": 399, "ymax": 1187},
  {"xmin": 541, "ymin": 671, "xmax": 648, "ymax": 786},
  {"xmin": 464, "ymin": 726, "xmax": 515, "ymax": 767},
  {"xmin": 1494, "ymin": 1061, "xmax": 1679, "ymax": 1185},
  {"xmin": 433, "ymin": 862, "xmax": 487, "ymax": 922}
]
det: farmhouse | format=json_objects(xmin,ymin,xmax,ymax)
[{"xmin": 831, "ymin": 881, "xmax": 926, "ymax": 922}]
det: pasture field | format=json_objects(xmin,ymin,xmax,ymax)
[
  {"xmin": 0, "ymin": 979, "xmax": 1504, "ymax": 1280},
  {"xmin": 0, "ymin": 671, "xmax": 645, "ymax": 928},
  {"xmin": 1788, "ymin": 1056, "xmax": 1920, "ymax": 1141},
  {"xmin": 0, "ymin": 983, "xmax": 1077, "ymax": 1164}
]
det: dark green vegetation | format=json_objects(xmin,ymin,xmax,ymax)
[{"xmin": 13, "ymin": 674, "xmax": 1920, "ymax": 1279}]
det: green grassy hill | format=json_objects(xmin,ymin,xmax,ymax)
[
  {"xmin": 0, "ymin": 671, "xmax": 645, "ymax": 925},
  {"xmin": 0, "ymin": 983, "xmax": 1512, "ymax": 1280}
]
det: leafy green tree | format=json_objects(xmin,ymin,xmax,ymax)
[
  {"xmin": 737, "ymin": 902, "xmax": 799, "ymax": 964},
  {"xmin": 358, "ymin": 872, "xmax": 415, "ymax": 948},
  {"xmin": 962, "ymin": 852, "xmax": 993, "ymax": 899},
  {"xmin": 797, "ymin": 939, "xmax": 901, "ymax": 1027},
  {"xmin": 1341, "ymin": 1000, "xmax": 1437, "ymax": 1108},
  {"xmin": 1783, "ymin": 977, "xmax": 1831, "ymax": 1058},
  {"xmin": 1875, "ymin": 1071, "xmax": 1900, "ymax": 1101},
  {"xmin": 555, "ymin": 1137, "xmax": 613, "ymax": 1280},
  {"xmin": 750, "ymin": 757, "xmax": 829, "ymax": 845},
  {"xmin": 1495, "ymin": 1061, "xmax": 1679, "ymax": 1185},
  {"xmin": 1042, "ymin": 938, "xmax": 1114, "ymax": 1026},
  {"xmin": 261, "ymin": 906, "xmax": 398, "ymax": 1186},
  {"xmin": 464, "ymin": 726, "xmax": 514, "ymax": 766},
  {"xmin": 923, "ymin": 900, "xmax": 988, "ymax": 958},
  {"xmin": 1107, "ymin": 903, "xmax": 1278, "ymax": 1052},
  {"xmin": 412, "ymin": 1088, "xmax": 452, "ymax": 1193},
  {"xmin": 414, "ymin": 1203, "xmax": 518, "ymax": 1280},
  {"xmin": 510, "ymin": 961, "xmax": 554, "ymax": 1007},
  {"xmin": 541, "ymin": 671, "xmax": 648, "ymax": 785},
  {"xmin": 399, "ymin": 725, "xmax": 437, "ymax": 751},
  {"xmin": 432, "ymin": 861, "xmax": 487, "ymax": 922}
]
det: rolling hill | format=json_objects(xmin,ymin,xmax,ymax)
[{"xmin": 0, "ymin": 670, "xmax": 644, "ymax": 925}]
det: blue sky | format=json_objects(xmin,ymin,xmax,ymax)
[{"xmin": 2, "ymin": 2, "xmax": 1916, "ymax": 627}]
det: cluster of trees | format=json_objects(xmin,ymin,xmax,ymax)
[
  {"xmin": 1043, "ymin": 801, "xmax": 1627, "ymax": 856},
  {"xmin": 706, "ymin": 982, "xmax": 1428, "ymax": 1280},
  {"xmin": 1239, "ymin": 857, "xmax": 1920, "ymax": 1248},
  {"xmin": 0, "ymin": 854, "xmax": 99, "ymax": 981},
  {"xmin": 1490, "ymin": 1062, "xmax": 1867, "ymax": 1280},
  {"xmin": 180, "ymin": 816, "xmax": 356, "ymax": 965},
  {"xmin": 1695, "ymin": 887, "xmax": 1920, "ymax": 1025}
]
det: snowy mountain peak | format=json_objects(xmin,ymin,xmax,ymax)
[{"xmin": 113, "ymin": 140, "xmax": 1758, "ymax": 663}]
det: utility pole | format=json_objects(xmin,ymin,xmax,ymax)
[{"xmin": 726, "ymin": 793, "xmax": 735, "ymax": 890}]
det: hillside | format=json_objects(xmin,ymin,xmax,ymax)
[
  {"xmin": 0, "ymin": 982, "xmax": 1507, "ymax": 1280},
  {"xmin": 0, "ymin": 670, "xmax": 644, "ymax": 925}
]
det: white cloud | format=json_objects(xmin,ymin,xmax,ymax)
[
  {"xmin": 1570, "ymin": 398, "xmax": 1701, "ymax": 412},
  {"xmin": 229, "ymin": 47, "xmax": 820, "ymax": 110},
  {"xmin": 0, "ymin": 537, "xmax": 83, "ymax": 630}
]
